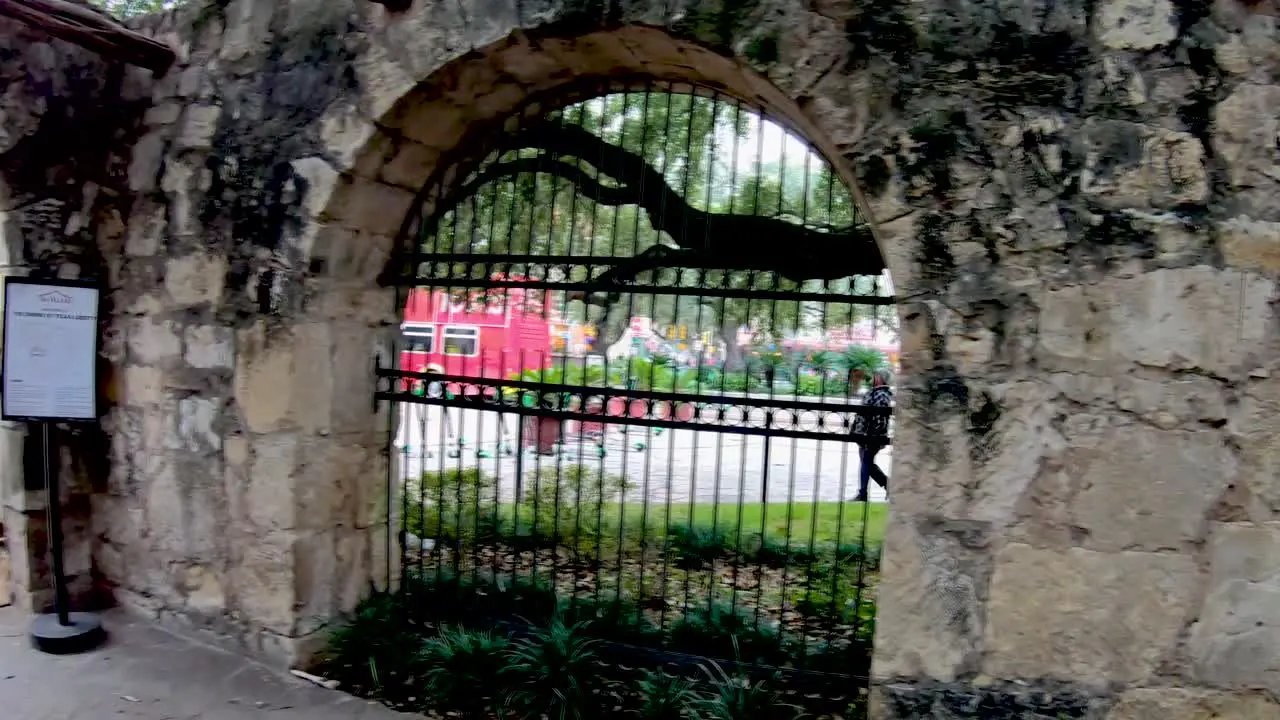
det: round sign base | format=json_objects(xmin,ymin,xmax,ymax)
[{"xmin": 30, "ymin": 612, "xmax": 106, "ymax": 655}]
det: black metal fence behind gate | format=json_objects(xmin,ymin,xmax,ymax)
[{"xmin": 374, "ymin": 81, "xmax": 895, "ymax": 713}]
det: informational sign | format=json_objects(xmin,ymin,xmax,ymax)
[{"xmin": 2, "ymin": 278, "xmax": 100, "ymax": 422}]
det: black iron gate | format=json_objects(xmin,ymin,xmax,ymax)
[{"xmin": 374, "ymin": 81, "xmax": 894, "ymax": 715}]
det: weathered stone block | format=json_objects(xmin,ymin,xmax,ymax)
[
  {"xmin": 318, "ymin": 105, "xmax": 377, "ymax": 173},
  {"xmin": 165, "ymin": 253, "xmax": 226, "ymax": 307},
  {"xmin": 229, "ymin": 531, "xmax": 296, "ymax": 636},
  {"xmin": 1189, "ymin": 522, "xmax": 1280, "ymax": 692},
  {"xmin": 872, "ymin": 516, "xmax": 991, "ymax": 683},
  {"xmin": 380, "ymin": 140, "xmax": 438, "ymax": 189},
  {"xmin": 289, "ymin": 156, "xmax": 339, "ymax": 221},
  {"xmin": 182, "ymin": 564, "xmax": 227, "ymax": 615},
  {"xmin": 1081, "ymin": 121, "xmax": 1207, "ymax": 208},
  {"xmin": 127, "ymin": 317, "xmax": 181, "ymax": 366},
  {"xmin": 1061, "ymin": 423, "xmax": 1234, "ymax": 552},
  {"xmin": 127, "ymin": 132, "xmax": 166, "ymax": 193},
  {"xmin": 334, "ymin": 528, "xmax": 370, "ymax": 614},
  {"xmin": 174, "ymin": 104, "xmax": 221, "ymax": 150},
  {"xmin": 984, "ymin": 543, "xmax": 1197, "ymax": 685},
  {"xmin": 247, "ymin": 433, "xmax": 299, "ymax": 531},
  {"xmin": 124, "ymin": 200, "xmax": 166, "ymax": 256},
  {"xmin": 145, "ymin": 463, "xmax": 185, "ymax": 555},
  {"xmin": 1093, "ymin": 0, "xmax": 1177, "ymax": 50},
  {"xmin": 1107, "ymin": 688, "xmax": 1280, "ymax": 720},
  {"xmin": 234, "ymin": 330, "xmax": 294, "ymax": 434},
  {"xmin": 293, "ymin": 530, "xmax": 336, "ymax": 636},
  {"xmin": 1214, "ymin": 83, "xmax": 1280, "ymax": 190},
  {"xmin": 177, "ymin": 396, "xmax": 221, "ymax": 453},
  {"xmin": 289, "ymin": 323, "xmax": 333, "ymax": 434},
  {"xmin": 183, "ymin": 325, "xmax": 233, "ymax": 369},
  {"xmin": 1108, "ymin": 267, "xmax": 1273, "ymax": 378},
  {"xmin": 1219, "ymin": 216, "xmax": 1280, "ymax": 275},
  {"xmin": 120, "ymin": 365, "xmax": 165, "ymax": 407},
  {"xmin": 1229, "ymin": 379, "xmax": 1280, "ymax": 513},
  {"xmin": 323, "ymin": 177, "xmax": 416, "ymax": 237}
]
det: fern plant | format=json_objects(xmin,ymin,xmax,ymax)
[
  {"xmin": 635, "ymin": 669, "xmax": 701, "ymax": 720},
  {"xmin": 502, "ymin": 619, "xmax": 601, "ymax": 720},
  {"xmin": 696, "ymin": 658, "xmax": 802, "ymax": 720},
  {"xmin": 415, "ymin": 625, "xmax": 510, "ymax": 717},
  {"xmin": 316, "ymin": 591, "xmax": 413, "ymax": 696},
  {"xmin": 841, "ymin": 346, "xmax": 887, "ymax": 376}
]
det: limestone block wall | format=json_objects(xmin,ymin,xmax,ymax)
[
  {"xmin": 5, "ymin": 0, "xmax": 1280, "ymax": 715},
  {"xmin": 0, "ymin": 16, "xmax": 147, "ymax": 613}
]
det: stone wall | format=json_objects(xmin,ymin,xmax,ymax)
[
  {"xmin": 4, "ymin": 0, "xmax": 1280, "ymax": 715},
  {"xmin": 0, "ymin": 14, "xmax": 148, "ymax": 612}
]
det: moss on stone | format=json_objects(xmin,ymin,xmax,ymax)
[
  {"xmin": 917, "ymin": 212, "xmax": 957, "ymax": 288},
  {"xmin": 670, "ymin": 0, "xmax": 765, "ymax": 55},
  {"xmin": 843, "ymin": 0, "xmax": 918, "ymax": 69},
  {"xmin": 856, "ymin": 154, "xmax": 892, "ymax": 198},
  {"xmin": 967, "ymin": 392, "xmax": 1001, "ymax": 464}
]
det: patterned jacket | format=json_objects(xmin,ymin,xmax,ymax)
[{"xmin": 854, "ymin": 386, "xmax": 893, "ymax": 441}]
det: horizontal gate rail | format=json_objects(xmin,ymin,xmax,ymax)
[
  {"xmin": 386, "ymin": 273, "xmax": 897, "ymax": 306},
  {"xmin": 375, "ymin": 368, "xmax": 892, "ymax": 443}
]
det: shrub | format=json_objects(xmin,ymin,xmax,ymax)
[
  {"xmin": 721, "ymin": 371, "xmax": 751, "ymax": 392},
  {"xmin": 696, "ymin": 660, "xmax": 802, "ymax": 720},
  {"xmin": 829, "ymin": 540, "xmax": 882, "ymax": 572},
  {"xmin": 517, "ymin": 464, "xmax": 628, "ymax": 554},
  {"xmin": 503, "ymin": 619, "xmax": 601, "ymax": 720},
  {"xmin": 804, "ymin": 640, "xmax": 873, "ymax": 676},
  {"xmin": 795, "ymin": 374, "xmax": 848, "ymax": 397},
  {"xmin": 402, "ymin": 468, "xmax": 497, "ymax": 545},
  {"xmin": 635, "ymin": 669, "xmax": 701, "ymax": 720},
  {"xmin": 405, "ymin": 568, "xmax": 559, "ymax": 626},
  {"xmin": 668, "ymin": 601, "xmax": 785, "ymax": 665},
  {"xmin": 748, "ymin": 536, "xmax": 815, "ymax": 569},
  {"xmin": 558, "ymin": 591, "xmax": 661, "ymax": 645},
  {"xmin": 667, "ymin": 524, "xmax": 732, "ymax": 569},
  {"xmin": 315, "ymin": 591, "xmax": 416, "ymax": 699},
  {"xmin": 416, "ymin": 626, "xmax": 511, "ymax": 717}
]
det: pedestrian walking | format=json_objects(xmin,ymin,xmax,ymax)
[{"xmin": 853, "ymin": 370, "xmax": 892, "ymax": 502}]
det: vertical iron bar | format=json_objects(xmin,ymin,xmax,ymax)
[
  {"xmin": 729, "ymin": 103, "xmax": 759, "ymax": 627},
  {"xmin": 593, "ymin": 88, "xmax": 629, "ymax": 610},
  {"xmin": 685, "ymin": 90, "xmax": 720, "ymax": 626},
  {"xmin": 751, "ymin": 111, "xmax": 775, "ymax": 639},
  {"xmin": 657, "ymin": 88, "xmax": 699, "ymax": 634},
  {"xmin": 617, "ymin": 85, "xmax": 653, "ymax": 628}
]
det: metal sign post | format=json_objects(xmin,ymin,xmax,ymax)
[{"xmin": 1, "ymin": 277, "xmax": 105, "ymax": 654}]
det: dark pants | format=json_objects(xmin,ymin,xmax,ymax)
[{"xmin": 858, "ymin": 442, "xmax": 888, "ymax": 500}]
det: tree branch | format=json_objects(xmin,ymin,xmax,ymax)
[
  {"xmin": 450, "ymin": 157, "xmax": 640, "ymax": 212},
  {"xmin": 419, "ymin": 118, "xmax": 886, "ymax": 283},
  {"xmin": 0, "ymin": 0, "xmax": 175, "ymax": 72}
]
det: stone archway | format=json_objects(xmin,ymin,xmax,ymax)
[{"xmin": 293, "ymin": 16, "xmax": 918, "ymax": 665}]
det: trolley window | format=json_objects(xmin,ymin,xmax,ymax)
[{"xmin": 442, "ymin": 326, "xmax": 479, "ymax": 357}]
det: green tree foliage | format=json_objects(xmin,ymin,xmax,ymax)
[
  {"xmin": 88, "ymin": 0, "xmax": 183, "ymax": 18},
  {"xmin": 421, "ymin": 90, "xmax": 895, "ymax": 363}
]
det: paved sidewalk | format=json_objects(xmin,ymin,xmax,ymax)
[{"xmin": 0, "ymin": 607, "xmax": 414, "ymax": 719}]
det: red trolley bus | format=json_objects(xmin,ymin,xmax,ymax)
[{"xmin": 399, "ymin": 278, "xmax": 556, "ymax": 393}]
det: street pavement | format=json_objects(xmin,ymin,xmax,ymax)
[
  {"xmin": 394, "ymin": 402, "xmax": 892, "ymax": 505},
  {"xmin": 0, "ymin": 606, "xmax": 413, "ymax": 719}
]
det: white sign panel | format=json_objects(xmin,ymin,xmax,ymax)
[{"xmin": 2, "ymin": 280, "xmax": 99, "ymax": 421}]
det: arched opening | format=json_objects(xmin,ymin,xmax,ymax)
[{"xmin": 367, "ymin": 78, "xmax": 898, "ymax": 715}]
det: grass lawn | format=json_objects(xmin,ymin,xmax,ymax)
[
  {"xmin": 418, "ymin": 499, "xmax": 888, "ymax": 552},
  {"xmin": 609, "ymin": 500, "xmax": 888, "ymax": 548}
]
